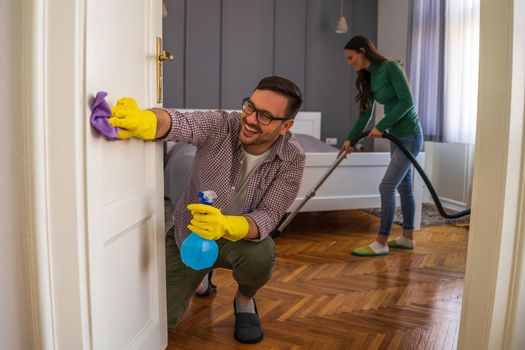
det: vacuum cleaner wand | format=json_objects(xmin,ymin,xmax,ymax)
[
  {"xmin": 275, "ymin": 150, "xmax": 348, "ymax": 234},
  {"xmin": 271, "ymin": 130, "xmax": 471, "ymax": 237}
]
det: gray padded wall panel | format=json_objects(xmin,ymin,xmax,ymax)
[
  {"xmin": 221, "ymin": 0, "xmax": 274, "ymax": 109},
  {"xmin": 305, "ymin": 0, "xmax": 378, "ymax": 150},
  {"xmin": 274, "ymin": 0, "xmax": 306, "ymax": 93},
  {"xmin": 163, "ymin": 0, "xmax": 185, "ymax": 108},
  {"xmin": 186, "ymin": 0, "xmax": 221, "ymax": 108},
  {"xmin": 163, "ymin": 0, "xmax": 378, "ymax": 148},
  {"xmin": 304, "ymin": 0, "xmax": 354, "ymax": 147},
  {"xmin": 349, "ymin": 0, "xmax": 379, "ymax": 150}
]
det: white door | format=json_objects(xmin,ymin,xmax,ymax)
[{"xmin": 85, "ymin": 1, "xmax": 166, "ymax": 349}]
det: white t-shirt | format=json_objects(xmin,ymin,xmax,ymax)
[{"xmin": 225, "ymin": 149, "xmax": 270, "ymax": 215}]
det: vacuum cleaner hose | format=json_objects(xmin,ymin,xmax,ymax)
[
  {"xmin": 352, "ymin": 131, "xmax": 471, "ymax": 219},
  {"xmin": 271, "ymin": 130, "xmax": 471, "ymax": 238}
]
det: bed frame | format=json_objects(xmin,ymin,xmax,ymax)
[
  {"xmin": 167, "ymin": 110, "xmax": 425, "ymax": 230},
  {"xmin": 291, "ymin": 112, "xmax": 425, "ymax": 230}
]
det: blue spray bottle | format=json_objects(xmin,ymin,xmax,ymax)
[{"xmin": 180, "ymin": 191, "xmax": 219, "ymax": 270}]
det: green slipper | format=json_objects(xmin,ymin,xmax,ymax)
[
  {"xmin": 387, "ymin": 239, "xmax": 414, "ymax": 250},
  {"xmin": 351, "ymin": 245, "xmax": 389, "ymax": 256}
]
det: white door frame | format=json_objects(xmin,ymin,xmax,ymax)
[
  {"xmin": 458, "ymin": 0, "xmax": 525, "ymax": 349},
  {"xmin": 23, "ymin": 0, "xmax": 525, "ymax": 349},
  {"xmin": 23, "ymin": 0, "xmax": 92, "ymax": 348}
]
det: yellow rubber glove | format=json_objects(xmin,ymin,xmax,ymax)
[
  {"xmin": 187, "ymin": 204, "xmax": 249, "ymax": 241},
  {"xmin": 108, "ymin": 97, "xmax": 157, "ymax": 140}
]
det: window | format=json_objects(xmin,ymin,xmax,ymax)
[{"xmin": 443, "ymin": 0, "xmax": 480, "ymax": 144}]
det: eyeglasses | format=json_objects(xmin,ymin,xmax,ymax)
[{"xmin": 241, "ymin": 98, "xmax": 289, "ymax": 126}]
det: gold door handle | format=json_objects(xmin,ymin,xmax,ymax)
[
  {"xmin": 156, "ymin": 37, "xmax": 174, "ymax": 103},
  {"xmin": 159, "ymin": 51, "xmax": 174, "ymax": 62}
]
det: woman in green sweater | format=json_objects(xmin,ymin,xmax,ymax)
[{"xmin": 341, "ymin": 36, "xmax": 423, "ymax": 256}]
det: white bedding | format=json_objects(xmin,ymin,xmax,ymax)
[{"xmin": 295, "ymin": 133, "xmax": 338, "ymax": 153}]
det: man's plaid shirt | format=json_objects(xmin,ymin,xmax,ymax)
[{"xmin": 158, "ymin": 109, "xmax": 305, "ymax": 247}]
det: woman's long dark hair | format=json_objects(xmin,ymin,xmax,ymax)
[{"xmin": 344, "ymin": 36, "xmax": 387, "ymax": 112}]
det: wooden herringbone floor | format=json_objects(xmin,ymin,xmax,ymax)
[{"xmin": 167, "ymin": 210, "xmax": 468, "ymax": 350}]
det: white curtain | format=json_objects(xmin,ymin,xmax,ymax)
[{"xmin": 443, "ymin": 0, "xmax": 480, "ymax": 144}]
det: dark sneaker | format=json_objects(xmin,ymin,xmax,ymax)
[
  {"xmin": 233, "ymin": 299, "xmax": 264, "ymax": 344},
  {"xmin": 195, "ymin": 270, "xmax": 216, "ymax": 297}
]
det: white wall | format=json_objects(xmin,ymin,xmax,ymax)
[
  {"xmin": 0, "ymin": 1, "xmax": 33, "ymax": 349},
  {"xmin": 424, "ymin": 142, "xmax": 474, "ymax": 210},
  {"xmin": 376, "ymin": 0, "xmax": 472, "ymax": 209}
]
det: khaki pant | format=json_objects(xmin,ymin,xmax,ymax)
[{"xmin": 165, "ymin": 228, "xmax": 276, "ymax": 330}]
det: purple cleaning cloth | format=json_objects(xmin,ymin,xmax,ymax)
[{"xmin": 90, "ymin": 91, "xmax": 119, "ymax": 139}]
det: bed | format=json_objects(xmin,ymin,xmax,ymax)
[{"xmin": 164, "ymin": 110, "xmax": 425, "ymax": 230}]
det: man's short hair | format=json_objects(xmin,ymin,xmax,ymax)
[{"xmin": 254, "ymin": 76, "xmax": 303, "ymax": 119}]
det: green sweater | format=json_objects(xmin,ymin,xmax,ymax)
[{"xmin": 347, "ymin": 60, "xmax": 421, "ymax": 143}]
